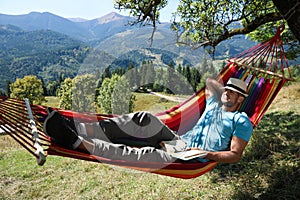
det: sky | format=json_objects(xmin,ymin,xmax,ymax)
[{"xmin": 0, "ymin": 0, "xmax": 179, "ymax": 22}]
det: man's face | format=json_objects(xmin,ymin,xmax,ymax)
[{"xmin": 221, "ymin": 89, "xmax": 245, "ymax": 108}]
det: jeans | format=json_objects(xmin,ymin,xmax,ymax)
[{"xmin": 79, "ymin": 112, "xmax": 180, "ymax": 163}]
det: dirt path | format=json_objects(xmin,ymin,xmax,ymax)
[{"xmin": 149, "ymin": 92, "xmax": 187, "ymax": 103}]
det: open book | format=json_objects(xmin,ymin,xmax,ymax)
[{"xmin": 160, "ymin": 139, "xmax": 208, "ymax": 161}]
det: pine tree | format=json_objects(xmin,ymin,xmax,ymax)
[
  {"xmin": 144, "ymin": 61, "xmax": 155, "ymax": 90},
  {"xmin": 153, "ymin": 67, "xmax": 164, "ymax": 92},
  {"xmin": 6, "ymin": 80, "xmax": 11, "ymax": 97}
]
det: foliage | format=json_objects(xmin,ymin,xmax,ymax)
[
  {"xmin": 114, "ymin": 0, "xmax": 168, "ymax": 26},
  {"xmin": 173, "ymin": 0, "xmax": 282, "ymax": 47},
  {"xmin": 290, "ymin": 65, "xmax": 300, "ymax": 81},
  {"xmin": 57, "ymin": 75, "xmax": 98, "ymax": 112},
  {"xmin": 114, "ymin": 0, "xmax": 299, "ymax": 58},
  {"xmin": 97, "ymin": 74, "xmax": 136, "ymax": 114},
  {"xmin": 248, "ymin": 21, "xmax": 300, "ymax": 59},
  {"xmin": 57, "ymin": 78, "xmax": 73, "ymax": 110},
  {"xmin": 9, "ymin": 75, "xmax": 46, "ymax": 104},
  {"xmin": 72, "ymin": 74, "xmax": 98, "ymax": 112},
  {"xmin": 0, "ymin": 89, "xmax": 6, "ymax": 96}
]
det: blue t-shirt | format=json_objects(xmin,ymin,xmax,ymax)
[{"xmin": 181, "ymin": 96, "xmax": 253, "ymax": 152}]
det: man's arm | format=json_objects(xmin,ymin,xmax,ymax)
[
  {"xmin": 204, "ymin": 136, "xmax": 248, "ymax": 163},
  {"xmin": 205, "ymin": 78, "xmax": 224, "ymax": 99}
]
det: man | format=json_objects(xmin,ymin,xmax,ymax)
[{"xmin": 44, "ymin": 78, "xmax": 253, "ymax": 163}]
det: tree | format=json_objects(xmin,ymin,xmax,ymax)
[
  {"xmin": 72, "ymin": 74, "xmax": 97, "ymax": 112},
  {"xmin": 6, "ymin": 80, "xmax": 11, "ymax": 97},
  {"xmin": 273, "ymin": 0, "xmax": 300, "ymax": 42},
  {"xmin": 153, "ymin": 66, "xmax": 165, "ymax": 92},
  {"xmin": 46, "ymin": 80, "xmax": 60, "ymax": 96},
  {"xmin": 57, "ymin": 75, "xmax": 97, "ymax": 112},
  {"xmin": 114, "ymin": 0, "xmax": 168, "ymax": 45},
  {"xmin": 126, "ymin": 62, "xmax": 136, "ymax": 89},
  {"xmin": 0, "ymin": 89, "xmax": 6, "ymax": 96},
  {"xmin": 97, "ymin": 74, "xmax": 135, "ymax": 114},
  {"xmin": 114, "ymin": 0, "xmax": 299, "ymax": 58},
  {"xmin": 140, "ymin": 60, "xmax": 148, "ymax": 87},
  {"xmin": 57, "ymin": 78, "xmax": 73, "ymax": 110},
  {"xmin": 144, "ymin": 61, "xmax": 155, "ymax": 89},
  {"xmin": 10, "ymin": 75, "xmax": 46, "ymax": 104},
  {"xmin": 190, "ymin": 67, "xmax": 201, "ymax": 92}
]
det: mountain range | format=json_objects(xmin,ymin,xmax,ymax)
[
  {"xmin": 0, "ymin": 12, "xmax": 147, "ymax": 43},
  {"xmin": 0, "ymin": 11, "xmax": 259, "ymax": 92},
  {"xmin": 0, "ymin": 11, "xmax": 255, "ymax": 54}
]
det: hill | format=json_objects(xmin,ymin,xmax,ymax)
[{"xmin": 0, "ymin": 24, "xmax": 88, "ymax": 90}]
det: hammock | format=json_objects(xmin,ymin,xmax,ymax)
[{"xmin": 0, "ymin": 25, "xmax": 293, "ymax": 179}]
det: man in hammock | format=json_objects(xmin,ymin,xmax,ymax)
[{"xmin": 44, "ymin": 78, "xmax": 253, "ymax": 163}]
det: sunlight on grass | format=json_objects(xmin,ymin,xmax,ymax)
[
  {"xmin": 43, "ymin": 96, "xmax": 60, "ymax": 108},
  {"xmin": 268, "ymin": 82, "xmax": 300, "ymax": 114},
  {"xmin": 134, "ymin": 93, "xmax": 178, "ymax": 113}
]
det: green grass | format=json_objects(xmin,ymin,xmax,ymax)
[
  {"xmin": 43, "ymin": 96, "xmax": 60, "ymax": 108},
  {"xmin": 134, "ymin": 93, "xmax": 179, "ymax": 113},
  {"xmin": 1, "ymin": 82, "xmax": 300, "ymax": 199}
]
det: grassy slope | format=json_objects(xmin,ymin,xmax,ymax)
[{"xmin": 1, "ymin": 82, "xmax": 299, "ymax": 199}]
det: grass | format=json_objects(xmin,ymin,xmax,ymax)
[
  {"xmin": 1, "ymin": 82, "xmax": 300, "ymax": 199},
  {"xmin": 43, "ymin": 96, "xmax": 60, "ymax": 108},
  {"xmin": 133, "ymin": 93, "xmax": 179, "ymax": 113}
]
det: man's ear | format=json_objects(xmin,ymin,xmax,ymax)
[{"xmin": 237, "ymin": 95, "xmax": 245, "ymax": 103}]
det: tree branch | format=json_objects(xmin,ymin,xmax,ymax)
[
  {"xmin": 207, "ymin": 12, "xmax": 283, "ymax": 47},
  {"xmin": 272, "ymin": 0, "xmax": 300, "ymax": 42}
]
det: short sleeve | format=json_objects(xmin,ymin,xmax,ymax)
[{"xmin": 233, "ymin": 113, "xmax": 253, "ymax": 142}]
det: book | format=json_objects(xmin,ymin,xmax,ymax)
[{"xmin": 160, "ymin": 139, "xmax": 208, "ymax": 161}]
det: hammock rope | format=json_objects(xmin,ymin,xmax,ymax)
[{"xmin": 0, "ymin": 25, "xmax": 294, "ymax": 179}]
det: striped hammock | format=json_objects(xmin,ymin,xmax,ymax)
[{"xmin": 0, "ymin": 25, "xmax": 293, "ymax": 179}]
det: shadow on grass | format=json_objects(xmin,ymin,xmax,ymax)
[{"xmin": 210, "ymin": 111, "xmax": 300, "ymax": 200}]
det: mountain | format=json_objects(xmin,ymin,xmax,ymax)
[
  {"xmin": 0, "ymin": 24, "xmax": 89, "ymax": 91},
  {"xmin": 0, "ymin": 12, "xmax": 136, "ymax": 42},
  {"xmin": 68, "ymin": 18, "xmax": 88, "ymax": 23},
  {"xmin": 0, "ymin": 11, "xmax": 256, "ymax": 58},
  {"xmin": 77, "ymin": 12, "xmax": 136, "ymax": 43},
  {"xmin": 0, "ymin": 24, "xmax": 83, "ymax": 55},
  {"xmin": 0, "ymin": 12, "xmax": 92, "ymax": 41},
  {"xmin": 94, "ymin": 25, "xmax": 256, "ymax": 65}
]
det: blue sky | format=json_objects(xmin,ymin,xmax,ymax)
[{"xmin": 0, "ymin": 0, "xmax": 178, "ymax": 21}]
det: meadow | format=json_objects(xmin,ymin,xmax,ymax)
[{"xmin": 1, "ymin": 82, "xmax": 299, "ymax": 199}]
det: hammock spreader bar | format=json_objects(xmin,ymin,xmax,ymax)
[
  {"xmin": 0, "ymin": 25, "xmax": 294, "ymax": 179},
  {"xmin": 25, "ymin": 98, "xmax": 46, "ymax": 165}
]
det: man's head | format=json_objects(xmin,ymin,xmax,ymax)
[{"xmin": 221, "ymin": 78, "xmax": 248, "ymax": 111}]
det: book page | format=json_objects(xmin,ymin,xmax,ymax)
[
  {"xmin": 160, "ymin": 140, "xmax": 208, "ymax": 160},
  {"xmin": 171, "ymin": 149, "xmax": 208, "ymax": 160}
]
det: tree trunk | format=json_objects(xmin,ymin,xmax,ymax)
[{"xmin": 273, "ymin": 0, "xmax": 300, "ymax": 42}]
